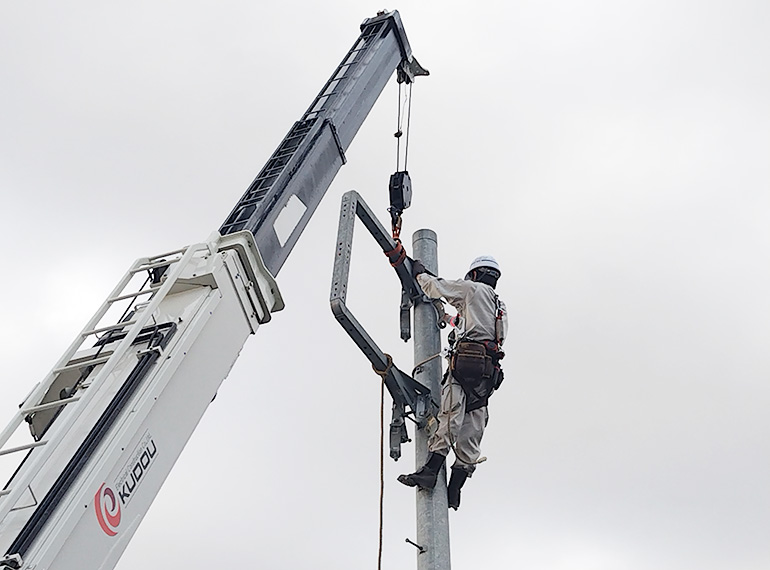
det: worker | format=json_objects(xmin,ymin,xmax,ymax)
[{"xmin": 398, "ymin": 255, "xmax": 508, "ymax": 510}]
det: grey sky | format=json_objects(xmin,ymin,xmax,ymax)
[{"xmin": 1, "ymin": 1, "xmax": 768, "ymax": 569}]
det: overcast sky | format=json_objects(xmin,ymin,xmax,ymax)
[{"xmin": 1, "ymin": 1, "xmax": 768, "ymax": 569}]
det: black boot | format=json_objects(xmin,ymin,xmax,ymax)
[
  {"xmin": 398, "ymin": 452, "xmax": 445, "ymax": 490},
  {"xmin": 447, "ymin": 467, "xmax": 469, "ymax": 510}
]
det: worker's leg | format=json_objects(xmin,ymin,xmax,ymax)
[
  {"xmin": 450, "ymin": 405, "xmax": 488, "ymax": 475},
  {"xmin": 397, "ymin": 375, "xmax": 465, "ymax": 490},
  {"xmin": 447, "ymin": 467, "xmax": 469, "ymax": 510},
  {"xmin": 444, "ymin": 405, "xmax": 487, "ymax": 509},
  {"xmin": 427, "ymin": 375, "xmax": 466, "ymax": 456},
  {"xmin": 396, "ymin": 451, "xmax": 445, "ymax": 489}
]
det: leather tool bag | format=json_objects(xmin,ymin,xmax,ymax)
[
  {"xmin": 450, "ymin": 341, "xmax": 501, "ymax": 412},
  {"xmin": 451, "ymin": 341, "xmax": 494, "ymax": 384}
]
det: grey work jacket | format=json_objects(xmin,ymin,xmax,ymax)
[{"xmin": 416, "ymin": 274, "xmax": 508, "ymax": 346}]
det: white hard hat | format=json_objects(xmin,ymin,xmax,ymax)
[{"xmin": 468, "ymin": 255, "xmax": 501, "ymax": 274}]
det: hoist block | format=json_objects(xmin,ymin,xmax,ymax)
[{"xmin": 389, "ymin": 171, "xmax": 412, "ymax": 213}]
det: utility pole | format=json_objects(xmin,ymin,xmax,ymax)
[
  {"xmin": 329, "ymin": 196, "xmax": 448, "ymax": 567},
  {"xmin": 412, "ymin": 228, "xmax": 451, "ymax": 570}
]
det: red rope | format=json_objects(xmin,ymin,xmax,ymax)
[{"xmin": 383, "ymin": 241, "xmax": 407, "ymax": 267}]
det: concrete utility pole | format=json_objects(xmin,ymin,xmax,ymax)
[{"xmin": 412, "ymin": 229, "xmax": 451, "ymax": 570}]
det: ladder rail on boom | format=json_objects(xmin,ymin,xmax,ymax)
[
  {"xmin": 220, "ymin": 11, "xmax": 427, "ymax": 276},
  {"xmin": 0, "ymin": 243, "xmax": 210, "ymax": 525}
]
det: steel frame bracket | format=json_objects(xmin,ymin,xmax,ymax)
[{"xmin": 330, "ymin": 190, "xmax": 436, "ymax": 460}]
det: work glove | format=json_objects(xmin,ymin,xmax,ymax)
[{"xmin": 412, "ymin": 259, "xmax": 427, "ymax": 276}]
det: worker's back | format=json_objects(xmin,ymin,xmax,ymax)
[{"xmin": 416, "ymin": 274, "xmax": 507, "ymax": 344}]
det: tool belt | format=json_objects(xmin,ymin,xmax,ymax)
[{"xmin": 449, "ymin": 341, "xmax": 504, "ymax": 412}]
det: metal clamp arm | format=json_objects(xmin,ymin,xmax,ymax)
[{"xmin": 330, "ymin": 191, "xmax": 437, "ymax": 459}]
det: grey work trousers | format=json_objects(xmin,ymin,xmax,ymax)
[{"xmin": 427, "ymin": 373, "xmax": 489, "ymax": 475}]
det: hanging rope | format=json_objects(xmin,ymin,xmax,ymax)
[
  {"xmin": 411, "ymin": 352, "xmax": 442, "ymax": 378},
  {"xmin": 378, "ymin": 371, "xmax": 385, "ymax": 570},
  {"xmin": 371, "ymin": 354, "xmax": 392, "ymax": 570}
]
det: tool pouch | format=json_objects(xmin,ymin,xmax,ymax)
[
  {"xmin": 492, "ymin": 365, "xmax": 504, "ymax": 390},
  {"xmin": 450, "ymin": 341, "xmax": 494, "ymax": 384},
  {"xmin": 450, "ymin": 341, "xmax": 503, "ymax": 412}
]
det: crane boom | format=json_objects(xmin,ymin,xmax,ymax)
[
  {"xmin": 221, "ymin": 10, "xmax": 427, "ymax": 276},
  {"xmin": 0, "ymin": 11, "xmax": 426, "ymax": 570}
]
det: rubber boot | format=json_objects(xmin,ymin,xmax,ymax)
[
  {"xmin": 447, "ymin": 467, "xmax": 469, "ymax": 510},
  {"xmin": 397, "ymin": 452, "xmax": 445, "ymax": 490}
]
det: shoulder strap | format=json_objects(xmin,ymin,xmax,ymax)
[{"xmin": 494, "ymin": 293, "xmax": 505, "ymax": 345}]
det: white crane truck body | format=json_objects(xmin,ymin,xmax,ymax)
[{"xmin": 0, "ymin": 11, "xmax": 426, "ymax": 570}]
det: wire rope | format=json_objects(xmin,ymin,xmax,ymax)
[
  {"xmin": 404, "ymin": 83, "xmax": 413, "ymax": 171},
  {"xmin": 395, "ymin": 82, "xmax": 403, "ymax": 171},
  {"xmin": 395, "ymin": 82, "xmax": 413, "ymax": 171}
]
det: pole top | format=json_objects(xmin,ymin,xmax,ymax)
[{"xmin": 412, "ymin": 228, "xmax": 437, "ymax": 244}]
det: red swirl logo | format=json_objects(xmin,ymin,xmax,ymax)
[{"xmin": 94, "ymin": 483, "xmax": 121, "ymax": 536}]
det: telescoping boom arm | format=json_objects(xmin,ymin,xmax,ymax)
[
  {"xmin": 221, "ymin": 10, "xmax": 427, "ymax": 276},
  {"xmin": 0, "ymin": 11, "xmax": 426, "ymax": 570}
]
